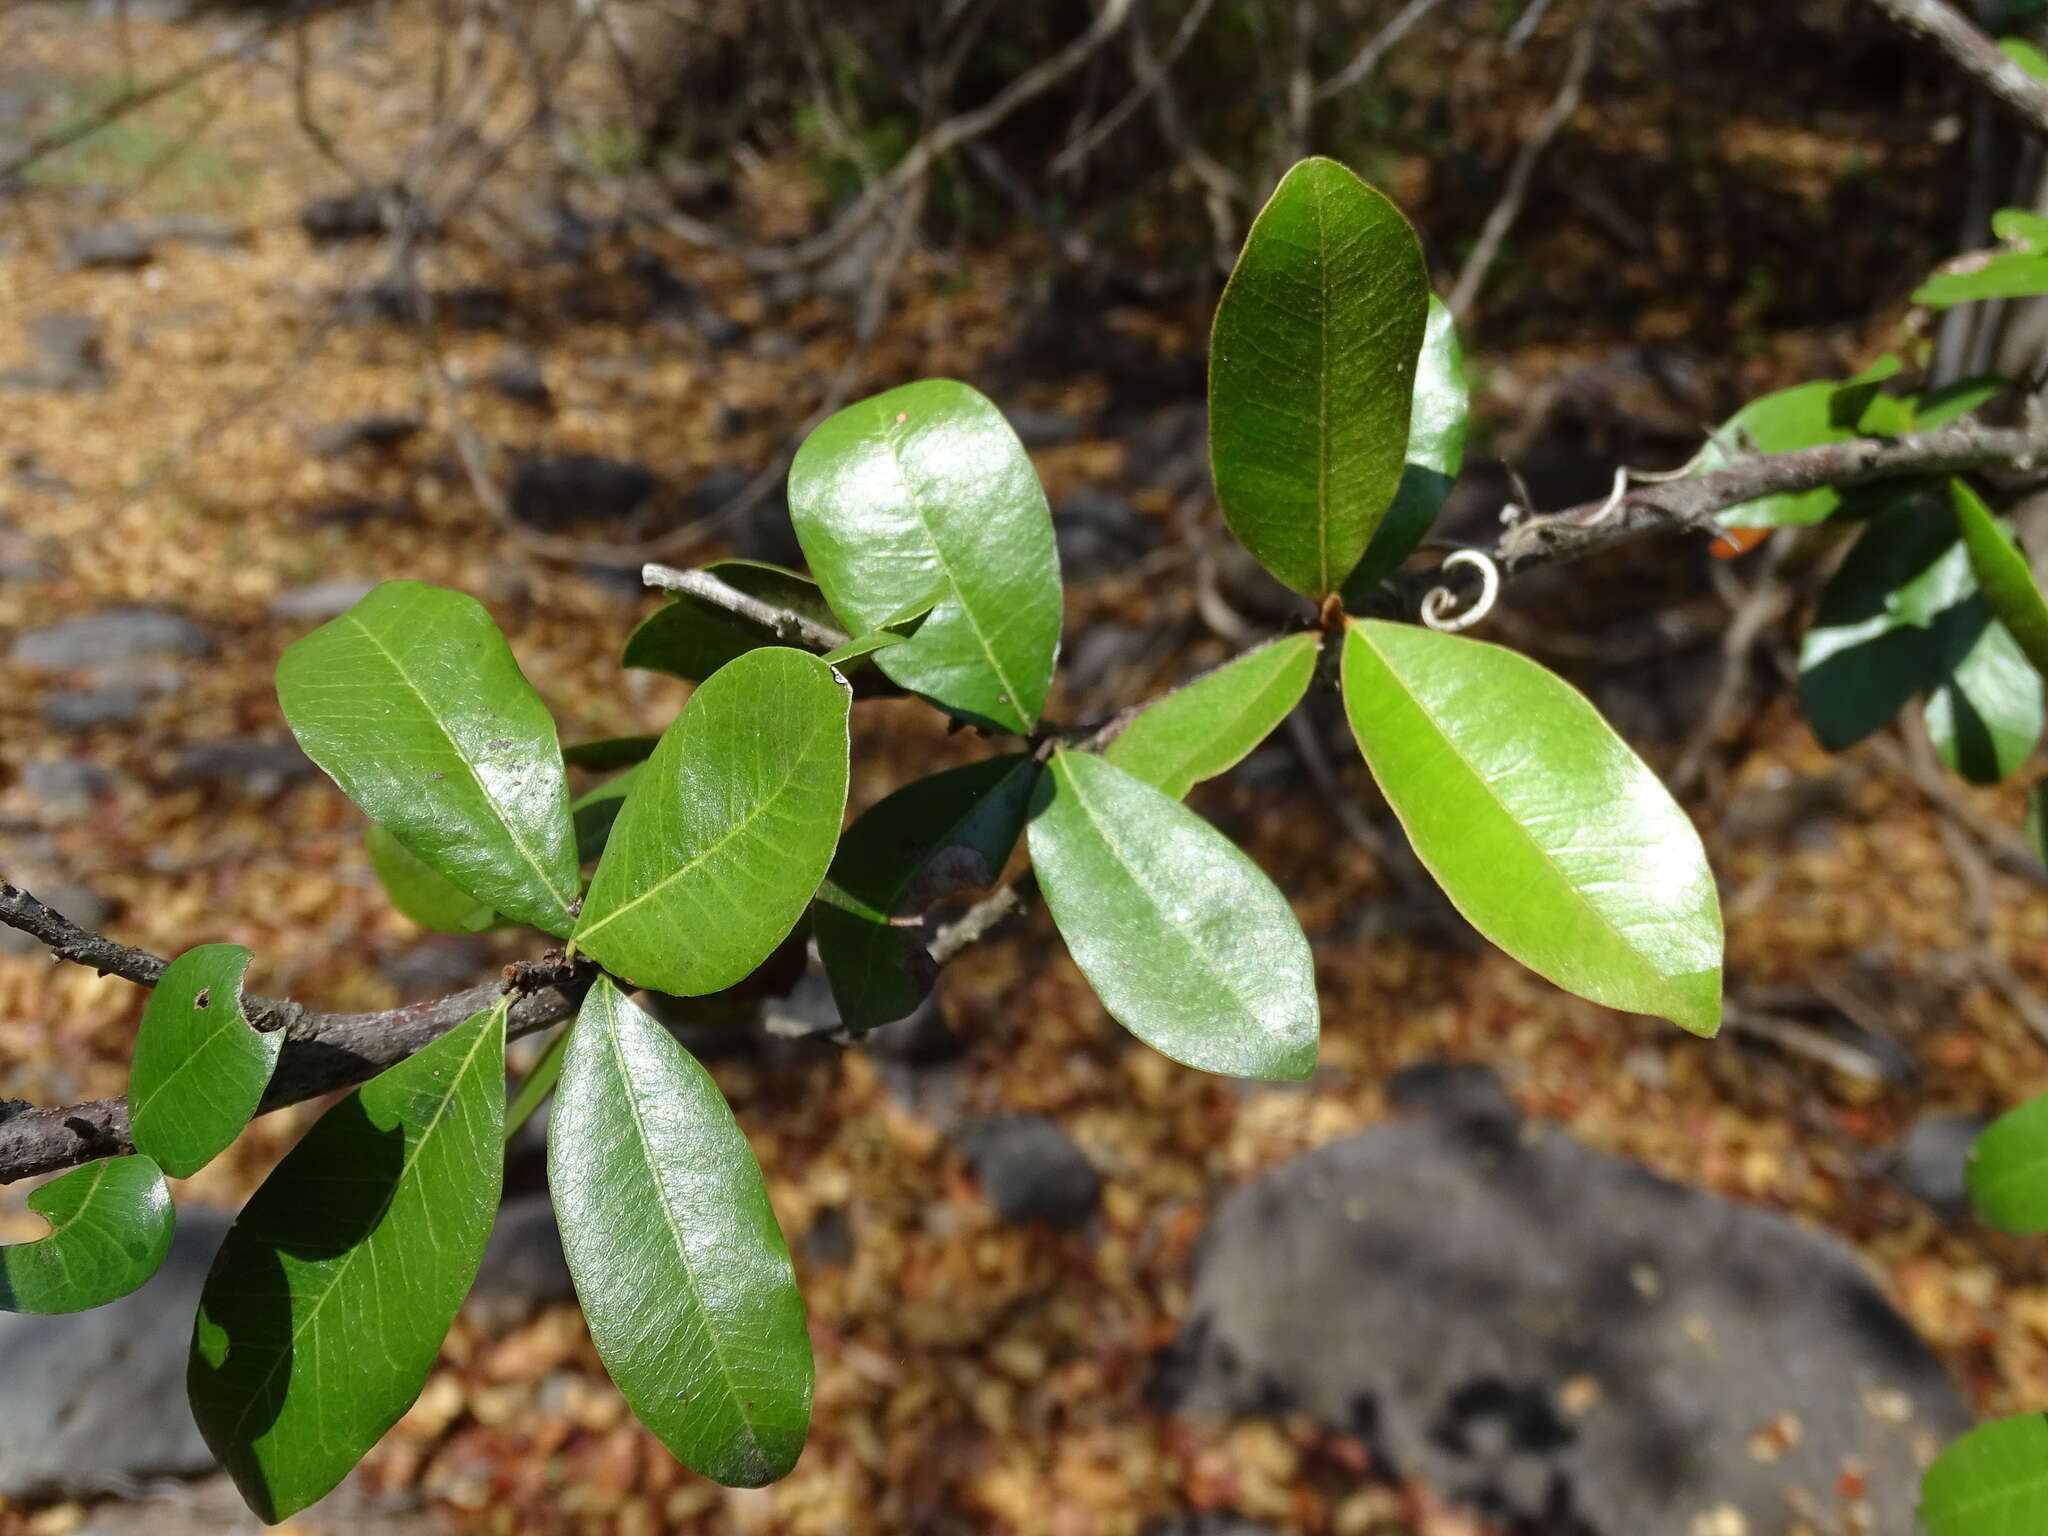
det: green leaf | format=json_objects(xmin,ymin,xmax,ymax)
[
  {"xmin": 128, "ymin": 944, "xmax": 279, "ymax": 1178},
  {"xmin": 1210, "ymin": 157, "xmax": 1430, "ymax": 599},
  {"xmin": 366, "ymin": 822, "xmax": 499, "ymax": 934},
  {"xmin": 1915, "ymin": 376, "xmax": 2007, "ymax": 430},
  {"xmin": 572, "ymin": 763, "xmax": 643, "ymax": 867},
  {"xmin": 623, "ymin": 561, "xmax": 843, "ymax": 684},
  {"xmin": 277, "ymin": 581, "xmax": 579, "ymax": 936},
  {"xmin": 0, "ymin": 1156, "xmax": 173, "ymax": 1314},
  {"xmin": 562, "ymin": 735, "xmax": 661, "ymax": 771},
  {"xmin": 1026, "ymin": 749, "xmax": 1319, "ymax": 1080},
  {"xmin": 573, "ymin": 648, "xmax": 850, "ymax": 996},
  {"xmin": 549, "ymin": 977, "xmax": 811, "ymax": 1486},
  {"xmin": 1341, "ymin": 620, "xmax": 1722, "ymax": 1034},
  {"xmin": 1697, "ymin": 382, "xmax": 1862, "ymax": 529},
  {"xmin": 1342, "ymin": 294, "xmax": 1469, "ymax": 602},
  {"xmin": 1994, "ymin": 206, "xmax": 2048, "ymax": 251},
  {"xmin": 1967, "ymin": 1093, "xmax": 2048, "ymax": 1233},
  {"xmin": 2004, "ymin": 34, "xmax": 2048, "ymax": 78},
  {"xmin": 789, "ymin": 379, "xmax": 1061, "ymax": 733},
  {"xmin": 189, "ymin": 1000, "xmax": 506, "ymax": 1523},
  {"xmin": 1956, "ymin": 480, "xmax": 2048, "ymax": 680},
  {"xmin": 1800, "ymin": 498, "xmax": 2044, "ymax": 779},
  {"xmin": 1914, "ymin": 250, "xmax": 2048, "ymax": 307},
  {"xmin": 820, "ymin": 629, "xmax": 908, "ymax": 670},
  {"xmin": 1104, "ymin": 633, "xmax": 1320, "ymax": 799},
  {"xmin": 814, "ymin": 754, "xmax": 1039, "ymax": 1031},
  {"xmin": 1920, "ymin": 1413, "xmax": 2048, "ymax": 1536}
]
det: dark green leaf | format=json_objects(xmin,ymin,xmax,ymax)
[
  {"xmin": 1925, "ymin": 598, "xmax": 2044, "ymax": 784},
  {"xmin": 277, "ymin": 581, "xmax": 579, "ymax": 936},
  {"xmin": 128, "ymin": 944, "xmax": 278, "ymax": 1178},
  {"xmin": 1210, "ymin": 157, "xmax": 1430, "ymax": 599},
  {"xmin": 0, "ymin": 1156, "xmax": 173, "ymax": 1314},
  {"xmin": 1955, "ymin": 480, "xmax": 2048, "ymax": 680},
  {"xmin": 562, "ymin": 735, "xmax": 661, "ymax": 772},
  {"xmin": 1967, "ymin": 1093, "xmax": 2048, "ymax": 1233},
  {"xmin": 1341, "ymin": 620, "xmax": 1722, "ymax": 1034},
  {"xmin": 1104, "ymin": 633, "xmax": 1319, "ymax": 799},
  {"xmin": 1342, "ymin": 294, "xmax": 1469, "ymax": 603},
  {"xmin": 572, "ymin": 763, "xmax": 643, "ymax": 867},
  {"xmin": 1920, "ymin": 1413, "xmax": 2048, "ymax": 1535},
  {"xmin": 549, "ymin": 977, "xmax": 811, "ymax": 1486},
  {"xmin": 1027, "ymin": 749, "xmax": 1319, "ymax": 1080},
  {"xmin": 365, "ymin": 822, "xmax": 500, "ymax": 934},
  {"xmin": 789, "ymin": 379, "xmax": 1061, "ymax": 733},
  {"xmin": 815, "ymin": 755, "xmax": 1039, "ymax": 1031},
  {"xmin": 573, "ymin": 648, "xmax": 850, "ymax": 996},
  {"xmin": 190, "ymin": 1001, "xmax": 506, "ymax": 1523}
]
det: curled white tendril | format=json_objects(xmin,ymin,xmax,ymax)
[{"xmin": 1420, "ymin": 548, "xmax": 1501, "ymax": 633}]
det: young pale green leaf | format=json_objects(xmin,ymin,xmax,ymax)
[
  {"xmin": 1027, "ymin": 749, "xmax": 1319, "ymax": 1080},
  {"xmin": 1967, "ymin": 1093, "xmax": 2048, "ymax": 1233},
  {"xmin": 189, "ymin": 1000, "xmax": 506, "ymax": 1523},
  {"xmin": 128, "ymin": 944, "xmax": 278, "ymax": 1178},
  {"xmin": 815, "ymin": 754, "xmax": 1039, "ymax": 1032},
  {"xmin": 1920, "ymin": 1413, "xmax": 2048, "ymax": 1536},
  {"xmin": 573, "ymin": 648, "xmax": 850, "ymax": 996},
  {"xmin": 366, "ymin": 822, "xmax": 499, "ymax": 934},
  {"xmin": 1210, "ymin": 157, "xmax": 1430, "ymax": 599},
  {"xmin": 1995, "ymin": 205, "xmax": 2048, "ymax": 251},
  {"xmin": 1955, "ymin": 480, "xmax": 2048, "ymax": 680},
  {"xmin": 0, "ymin": 1156, "xmax": 173, "ymax": 1314},
  {"xmin": 1342, "ymin": 293, "xmax": 1468, "ymax": 603},
  {"xmin": 820, "ymin": 629, "xmax": 908, "ymax": 670},
  {"xmin": 549, "ymin": 977, "xmax": 812, "ymax": 1486},
  {"xmin": 1104, "ymin": 633, "xmax": 1319, "ymax": 799},
  {"xmin": 1341, "ymin": 620, "xmax": 1722, "ymax": 1034},
  {"xmin": 623, "ymin": 560, "xmax": 843, "ymax": 683},
  {"xmin": 1800, "ymin": 498, "xmax": 2044, "ymax": 779},
  {"xmin": 571, "ymin": 763, "xmax": 644, "ymax": 867},
  {"xmin": 561, "ymin": 735, "xmax": 662, "ymax": 771},
  {"xmin": 2004, "ymin": 34, "xmax": 2048, "ymax": 78},
  {"xmin": 1915, "ymin": 250, "xmax": 2048, "ymax": 307},
  {"xmin": 277, "ymin": 581, "xmax": 579, "ymax": 936},
  {"xmin": 789, "ymin": 380, "xmax": 1061, "ymax": 733}
]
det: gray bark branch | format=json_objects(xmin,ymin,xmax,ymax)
[{"xmin": 1864, "ymin": 0, "xmax": 2048, "ymax": 139}]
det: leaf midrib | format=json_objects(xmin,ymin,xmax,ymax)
[{"xmin": 343, "ymin": 609, "xmax": 574, "ymax": 921}]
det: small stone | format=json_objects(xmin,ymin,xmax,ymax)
[
  {"xmin": 509, "ymin": 453, "xmax": 661, "ymax": 532},
  {"xmin": 1, "ymin": 314, "xmax": 109, "ymax": 392},
  {"xmin": 270, "ymin": 577, "xmax": 378, "ymax": 621},
  {"xmin": 40, "ymin": 688, "xmax": 148, "ymax": 730},
  {"xmin": 61, "ymin": 222, "xmax": 153, "ymax": 270},
  {"xmin": 301, "ymin": 188, "xmax": 392, "ymax": 243},
  {"xmin": 1891, "ymin": 1112, "xmax": 1989, "ymax": 1215},
  {"xmin": 1004, "ymin": 406, "xmax": 1084, "ymax": 448},
  {"xmin": 959, "ymin": 1116, "xmax": 1101, "ymax": 1229},
  {"xmin": 20, "ymin": 759, "xmax": 116, "ymax": 811},
  {"xmin": 10, "ymin": 607, "xmax": 211, "ymax": 670},
  {"xmin": 304, "ymin": 414, "xmax": 422, "ymax": 459},
  {"xmin": 170, "ymin": 739, "xmax": 315, "ymax": 798},
  {"xmin": 482, "ymin": 344, "xmax": 550, "ymax": 408}
]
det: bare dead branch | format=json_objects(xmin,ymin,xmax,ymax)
[{"xmin": 1863, "ymin": 0, "xmax": 2048, "ymax": 140}]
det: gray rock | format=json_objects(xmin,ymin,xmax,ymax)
[
  {"xmin": 42, "ymin": 687, "xmax": 149, "ymax": 730},
  {"xmin": 136, "ymin": 214, "xmax": 244, "ymax": 250},
  {"xmin": 0, "ymin": 1208, "xmax": 229, "ymax": 1497},
  {"xmin": 1, "ymin": 313, "xmax": 110, "ymax": 392},
  {"xmin": 20, "ymin": 758, "xmax": 117, "ymax": 812},
  {"xmin": 960, "ymin": 1116, "xmax": 1101, "ymax": 1230},
  {"xmin": 11, "ymin": 607, "xmax": 211, "ymax": 670},
  {"xmin": 508, "ymin": 453, "xmax": 661, "ymax": 532},
  {"xmin": 1893, "ymin": 1112, "xmax": 1991, "ymax": 1216},
  {"xmin": 304, "ymin": 414, "xmax": 421, "ymax": 459},
  {"xmin": 62, "ymin": 222, "xmax": 154, "ymax": 270},
  {"xmin": 74, "ymin": 1470, "xmax": 439, "ymax": 1536},
  {"xmin": 1006, "ymin": 406, "xmax": 1085, "ymax": 449},
  {"xmin": 300, "ymin": 188, "xmax": 392, "ymax": 243},
  {"xmin": 483, "ymin": 344, "xmax": 550, "ymax": 408},
  {"xmin": 467, "ymin": 1190, "xmax": 574, "ymax": 1329},
  {"xmin": 170, "ymin": 740, "xmax": 315, "ymax": 797},
  {"xmin": 1154, "ymin": 1065, "xmax": 1972, "ymax": 1535},
  {"xmin": 1055, "ymin": 489, "xmax": 1151, "ymax": 578},
  {"xmin": 269, "ymin": 577, "xmax": 377, "ymax": 621}
]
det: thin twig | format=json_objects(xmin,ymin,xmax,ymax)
[
  {"xmin": 641, "ymin": 565, "xmax": 850, "ymax": 650},
  {"xmin": 1863, "ymin": 0, "xmax": 2048, "ymax": 140},
  {"xmin": 1315, "ymin": 0, "xmax": 1453, "ymax": 101}
]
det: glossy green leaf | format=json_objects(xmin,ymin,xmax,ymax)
[
  {"xmin": 549, "ymin": 977, "xmax": 811, "ymax": 1486},
  {"xmin": 1027, "ymin": 749, "xmax": 1319, "ymax": 1080},
  {"xmin": 1966, "ymin": 1093, "xmax": 2048, "ymax": 1233},
  {"xmin": 574, "ymin": 648, "xmax": 850, "ymax": 996},
  {"xmin": 0, "ymin": 1156, "xmax": 173, "ymax": 1314},
  {"xmin": 190, "ymin": 1000, "xmax": 505, "ymax": 1523},
  {"xmin": 1800, "ymin": 499, "xmax": 2044, "ymax": 779},
  {"xmin": 562, "ymin": 735, "xmax": 661, "ymax": 771},
  {"xmin": 815, "ymin": 754, "xmax": 1039, "ymax": 1032},
  {"xmin": 277, "ymin": 581, "xmax": 579, "ymax": 936},
  {"xmin": 1956, "ymin": 481, "xmax": 2048, "ymax": 680},
  {"xmin": 789, "ymin": 379, "xmax": 1061, "ymax": 733},
  {"xmin": 1920, "ymin": 1413, "xmax": 2048, "ymax": 1536},
  {"xmin": 820, "ymin": 629, "xmax": 908, "ymax": 670},
  {"xmin": 1210, "ymin": 157, "xmax": 1430, "ymax": 599},
  {"xmin": 366, "ymin": 822, "xmax": 499, "ymax": 934},
  {"xmin": 623, "ymin": 561, "xmax": 843, "ymax": 684},
  {"xmin": 128, "ymin": 944, "xmax": 279, "ymax": 1178},
  {"xmin": 1342, "ymin": 294, "xmax": 1469, "ymax": 602},
  {"xmin": 1915, "ymin": 250, "xmax": 2048, "ymax": 307},
  {"xmin": 572, "ymin": 763, "xmax": 644, "ymax": 867},
  {"xmin": 1341, "ymin": 620, "xmax": 1722, "ymax": 1034},
  {"xmin": 1105, "ymin": 633, "xmax": 1319, "ymax": 799}
]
